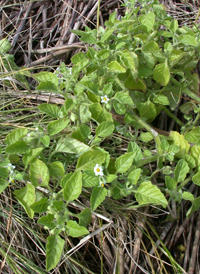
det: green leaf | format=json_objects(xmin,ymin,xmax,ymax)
[
  {"xmin": 5, "ymin": 141, "xmax": 29, "ymax": 154},
  {"xmin": 108, "ymin": 61, "xmax": 126, "ymax": 73},
  {"xmin": 49, "ymin": 161, "xmax": 65, "ymax": 180},
  {"xmin": 29, "ymin": 159, "xmax": 49, "ymax": 187},
  {"xmin": 38, "ymin": 103, "xmax": 61, "ymax": 118},
  {"xmin": 36, "ymin": 81, "xmax": 60, "ymax": 93},
  {"xmin": 78, "ymin": 80, "xmax": 99, "ymax": 95},
  {"xmin": 184, "ymin": 154, "xmax": 196, "ymax": 169},
  {"xmin": 124, "ymin": 75, "xmax": 146, "ymax": 91},
  {"xmin": 135, "ymin": 181, "xmax": 168, "ymax": 208},
  {"xmin": 34, "ymin": 72, "xmax": 58, "ymax": 86},
  {"xmin": 0, "ymin": 38, "xmax": 11, "ymax": 53},
  {"xmin": 184, "ymin": 127, "xmax": 200, "ymax": 143},
  {"xmin": 47, "ymin": 118, "xmax": 69, "ymax": 136},
  {"xmin": 160, "ymin": 139, "xmax": 170, "ymax": 151},
  {"xmin": 192, "ymin": 172, "xmax": 200, "ymax": 186},
  {"xmin": 97, "ymin": 49, "xmax": 110, "ymax": 60},
  {"xmin": 174, "ymin": 159, "xmax": 189, "ymax": 183},
  {"xmin": 115, "ymin": 152, "xmax": 135, "ymax": 173},
  {"xmin": 113, "ymin": 91, "xmax": 135, "ymax": 106},
  {"xmin": 82, "ymin": 171, "xmax": 99, "ymax": 187},
  {"xmin": 66, "ymin": 220, "xmax": 89, "ymax": 237},
  {"xmin": 186, "ymin": 196, "xmax": 200, "ymax": 218},
  {"xmin": 71, "ymin": 30, "xmax": 97, "ymax": 44},
  {"xmin": 30, "ymin": 197, "xmax": 49, "ymax": 213},
  {"xmin": 55, "ymin": 137, "xmax": 90, "ymax": 155},
  {"xmin": 71, "ymin": 52, "xmax": 86, "ymax": 64},
  {"xmin": 153, "ymin": 94, "xmax": 169, "ymax": 105},
  {"xmin": 63, "ymin": 171, "xmax": 82, "ymax": 202},
  {"xmin": 90, "ymin": 186, "xmax": 107, "ymax": 211},
  {"xmin": 89, "ymin": 103, "xmax": 113, "ymax": 123},
  {"xmin": 80, "ymin": 124, "xmax": 91, "ymax": 139},
  {"xmin": 142, "ymin": 41, "xmax": 160, "ymax": 53},
  {"xmin": 14, "ymin": 183, "xmax": 35, "ymax": 218},
  {"xmin": 77, "ymin": 208, "xmax": 91, "ymax": 227},
  {"xmin": 23, "ymin": 147, "xmax": 43, "ymax": 167},
  {"xmin": 165, "ymin": 176, "xmax": 177, "ymax": 191},
  {"xmin": 153, "ymin": 59, "xmax": 170, "ymax": 86},
  {"xmin": 179, "ymin": 35, "xmax": 198, "ymax": 46},
  {"xmin": 170, "ymin": 131, "xmax": 190, "ymax": 158},
  {"xmin": 40, "ymin": 135, "xmax": 50, "ymax": 147},
  {"xmin": 5, "ymin": 128, "xmax": 28, "ymax": 145},
  {"xmin": 190, "ymin": 145, "xmax": 200, "ymax": 167},
  {"xmin": 128, "ymin": 168, "xmax": 141, "ymax": 185},
  {"xmin": 120, "ymin": 50, "xmax": 138, "ymax": 72},
  {"xmin": 182, "ymin": 191, "xmax": 194, "ymax": 201},
  {"xmin": 139, "ymin": 12, "xmax": 155, "ymax": 32},
  {"xmin": 127, "ymin": 142, "xmax": 142, "ymax": 165},
  {"xmin": 101, "ymin": 28, "xmax": 115, "ymax": 42},
  {"xmin": 80, "ymin": 105, "xmax": 91, "ymax": 124},
  {"xmin": 38, "ymin": 214, "xmax": 56, "ymax": 229},
  {"xmin": 106, "ymin": 174, "xmax": 117, "ymax": 183},
  {"xmin": 137, "ymin": 101, "xmax": 157, "ymax": 122},
  {"xmin": 0, "ymin": 167, "xmax": 9, "ymax": 179},
  {"xmin": 113, "ymin": 101, "xmax": 126, "ymax": 115},
  {"xmin": 46, "ymin": 235, "xmax": 65, "ymax": 271},
  {"xmin": 139, "ymin": 132, "xmax": 153, "ymax": 143},
  {"xmin": 169, "ymin": 20, "xmax": 178, "ymax": 33},
  {"xmin": 76, "ymin": 150, "xmax": 106, "ymax": 171},
  {"xmin": 96, "ymin": 121, "xmax": 114, "ymax": 138},
  {"xmin": 0, "ymin": 178, "xmax": 9, "ymax": 194}
]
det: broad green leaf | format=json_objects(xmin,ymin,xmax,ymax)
[
  {"xmin": 97, "ymin": 49, "xmax": 110, "ymax": 60},
  {"xmin": 124, "ymin": 75, "xmax": 146, "ymax": 91},
  {"xmin": 190, "ymin": 145, "xmax": 200, "ymax": 167},
  {"xmin": 80, "ymin": 105, "xmax": 91, "ymax": 123},
  {"xmin": 78, "ymin": 80, "xmax": 99, "ymax": 95},
  {"xmin": 108, "ymin": 61, "xmax": 126, "ymax": 73},
  {"xmin": 0, "ymin": 167, "xmax": 9, "ymax": 179},
  {"xmin": 174, "ymin": 159, "xmax": 189, "ymax": 183},
  {"xmin": 192, "ymin": 172, "xmax": 200, "ymax": 186},
  {"xmin": 34, "ymin": 71, "xmax": 58, "ymax": 86},
  {"xmin": 115, "ymin": 152, "xmax": 135, "ymax": 173},
  {"xmin": 139, "ymin": 132, "xmax": 153, "ymax": 143},
  {"xmin": 101, "ymin": 28, "xmax": 115, "ymax": 42},
  {"xmin": 113, "ymin": 91, "xmax": 135, "ymax": 106},
  {"xmin": 29, "ymin": 159, "xmax": 49, "ymax": 187},
  {"xmin": 128, "ymin": 168, "xmax": 141, "ymax": 185},
  {"xmin": 23, "ymin": 147, "xmax": 43, "ymax": 167},
  {"xmin": 135, "ymin": 181, "xmax": 168, "ymax": 208},
  {"xmin": 49, "ymin": 161, "xmax": 65, "ymax": 180},
  {"xmin": 38, "ymin": 214, "xmax": 56, "ymax": 229},
  {"xmin": 96, "ymin": 121, "xmax": 114, "ymax": 137},
  {"xmin": 127, "ymin": 142, "xmax": 142, "ymax": 165},
  {"xmin": 160, "ymin": 139, "xmax": 170, "ymax": 151},
  {"xmin": 80, "ymin": 124, "xmax": 91, "ymax": 139},
  {"xmin": 0, "ymin": 38, "xmax": 11, "ymax": 53},
  {"xmin": 5, "ymin": 141, "xmax": 29, "ymax": 154},
  {"xmin": 82, "ymin": 171, "xmax": 99, "ymax": 187},
  {"xmin": 179, "ymin": 35, "xmax": 198, "ymax": 46},
  {"xmin": 14, "ymin": 183, "xmax": 35, "ymax": 218},
  {"xmin": 165, "ymin": 176, "xmax": 176, "ymax": 191},
  {"xmin": 120, "ymin": 50, "xmax": 137, "ymax": 72},
  {"xmin": 40, "ymin": 135, "xmax": 50, "ymax": 147},
  {"xmin": 46, "ymin": 235, "xmax": 65, "ymax": 271},
  {"xmin": 143, "ymin": 41, "xmax": 160, "ymax": 53},
  {"xmin": 55, "ymin": 137, "xmax": 90, "ymax": 154},
  {"xmin": 38, "ymin": 103, "xmax": 61, "ymax": 118},
  {"xmin": 72, "ymin": 59, "xmax": 89, "ymax": 73},
  {"xmin": 5, "ymin": 128, "xmax": 28, "ymax": 145},
  {"xmin": 89, "ymin": 103, "xmax": 113, "ymax": 123},
  {"xmin": 90, "ymin": 186, "xmax": 107, "ymax": 211},
  {"xmin": 30, "ymin": 197, "xmax": 49, "ymax": 213},
  {"xmin": 76, "ymin": 150, "xmax": 106, "ymax": 171},
  {"xmin": 36, "ymin": 81, "xmax": 60, "ymax": 93},
  {"xmin": 71, "ymin": 52, "xmax": 86, "ymax": 64},
  {"xmin": 63, "ymin": 98, "xmax": 75, "ymax": 114},
  {"xmin": 164, "ymin": 42, "xmax": 173, "ymax": 54},
  {"xmin": 186, "ymin": 196, "xmax": 200, "ymax": 218},
  {"xmin": 169, "ymin": 20, "xmax": 178, "ymax": 32},
  {"xmin": 0, "ymin": 178, "xmax": 9, "ymax": 194},
  {"xmin": 137, "ymin": 101, "xmax": 157, "ymax": 122},
  {"xmin": 77, "ymin": 208, "xmax": 91, "ymax": 227},
  {"xmin": 184, "ymin": 154, "xmax": 196, "ymax": 169},
  {"xmin": 71, "ymin": 29, "xmax": 97, "ymax": 44},
  {"xmin": 169, "ymin": 49, "xmax": 184, "ymax": 67},
  {"xmin": 113, "ymin": 101, "xmax": 126, "ymax": 115},
  {"xmin": 63, "ymin": 171, "xmax": 82, "ymax": 202},
  {"xmin": 170, "ymin": 131, "xmax": 190, "ymax": 158},
  {"xmin": 47, "ymin": 118, "xmax": 69, "ymax": 136},
  {"xmin": 106, "ymin": 174, "xmax": 117, "ymax": 183},
  {"xmin": 66, "ymin": 220, "xmax": 89, "ymax": 237},
  {"xmin": 163, "ymin": 86, "xmax": 181, "ymax": 111},
  {"xmin": 153, "ymin": 60, "xmax": 170, "ymax": 86},
  {"xmin": 182, "ymin": 191, "xmax": 194, "ymax": 201},
  {"xmin": 139, "ymin": 12, "xmax": 155, "ymax": 32},
  {"xmin": 153, "ymin": 94, "xmax": 169, "ymax": 105},
  {"xmin": 184, "ymin": 127, "xmax": 200, "ymax": 143},
  {"xmin": 61, "ymin": 173, "xmax": 73, "ymax": 189}
]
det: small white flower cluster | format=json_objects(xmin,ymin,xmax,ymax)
[
  {"xmin": 101, "ymin": 95, "xmax": 110, "ymax": 104},
  {"xmin": 5, "ymin": 163, "xmax": 15, "ymax": 183},
  {"xmin": 94, "ymin": 164, "xmax": 106, "ymax": 187}
]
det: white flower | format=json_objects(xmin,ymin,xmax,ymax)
[
  {"xmin": 69, "ymin": 67, "xmax": 72, "ymax": 75},
  {"xmin": 116, "ymin": 125, "xmax": 123, "ymax": 134},
  {"xmin": 94, "ymin": 164, "xmax": 104, "ymax": 176},
  {"xmin": 35, "ymin": 127, "xmax": 39, "ymax": 131},
  {"xmin": 99, "ymin": 179, "xmax": 106, "ymax": 187},
  {"xmin": 101, "ymin": 95, "xmax": 110, "ymax": 104}
]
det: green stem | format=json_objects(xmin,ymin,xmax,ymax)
[
  {"xmin": 162, "ymin": 106, "xmax": 184, "ymax": 127},
  {"xmin": 138, "ymin": 155, "xmax": 158, "ymax": 167},
  {"xmin": 182, "ymin": 87, "xmax": 200, "ymax": 105},
  {"xmin": 97, "ymin": 0, "xmax": 101, "ymax": 37}
]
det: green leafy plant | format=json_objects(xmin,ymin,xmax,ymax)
[{"xmin": 1, "ymin": 0, "xmax": 200, "ymax": 271}]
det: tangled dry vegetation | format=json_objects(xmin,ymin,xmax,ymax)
[{"xmin": 0, "ymin": 1, "xmax": 200, "ymax": 274}]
